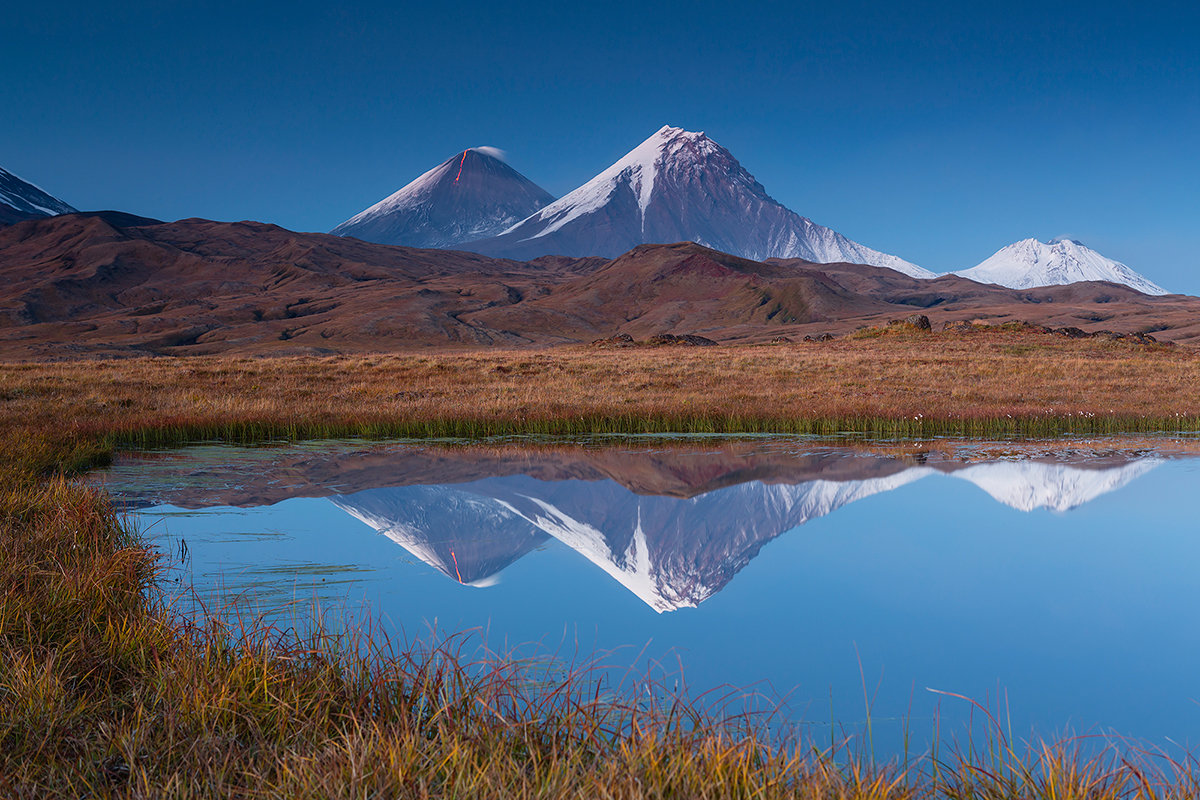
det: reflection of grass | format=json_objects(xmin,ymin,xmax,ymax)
[
  {"xmin": 190, "ymin": 571, "xmax": 374, "ymax": 610},
  {"xmin": 145, "ymin": 509, "xmax": 256, "ymax": 518},
  {"xmin": 224, "ymin": 562, "xmax": 376, "ymax": 578},
  {"xmin": 7, "ymin": 337, "xmax": 1200, "ymax": 793}
]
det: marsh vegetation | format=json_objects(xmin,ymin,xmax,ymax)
[{"xmin": 5, "ymin": 334, "xmax": 1200, "ymax": 796}]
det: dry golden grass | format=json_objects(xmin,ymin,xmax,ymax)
[{"xmin": 2, "ymin": 330, "xmax": 1199, "ymax": 445}]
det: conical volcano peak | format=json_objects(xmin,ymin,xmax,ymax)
[
  {"xmin": 331, "ymin": 147, "xmax": 554, "ymax": 248},
  {"xmin": 641, "ymin": 125, "xmax": 721, "ymax": 164},
  {"xmin": 650, "ymin": 124, "xmax": 691, "ymax": 141},
  {"xmin": 470, "ymin": 126, "xmax": 928, "ymax": 276},
  {"xmin": 467, "ymin": 146, "xmax": 507, "ymax": 162}
]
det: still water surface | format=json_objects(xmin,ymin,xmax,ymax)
[{"xmin": 93, "ymin": 437, "xmax": 1200, "ymax": 755}]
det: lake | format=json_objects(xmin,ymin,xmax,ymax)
[{"xmin": 91, "ymin": 435, "xmax": 1200, "ymax": 757}]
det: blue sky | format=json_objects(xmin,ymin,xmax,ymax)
[{"xmin": 4, "ymin": 1, "xmax": 1198, "ymax": 289}]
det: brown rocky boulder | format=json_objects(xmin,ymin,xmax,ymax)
[
  {"xmin": 905, "ymin": 313, "xmax": 932, "ymax": 331},
  {"xmin": 590, "ymin": 333, "xmax": 636, "ymax": 348},
  {"xmin": 647, "ymin": 333, "xmax": 718, "ymax": 347}
]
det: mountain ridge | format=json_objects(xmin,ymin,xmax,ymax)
[
  {"xmin": 955, "ymin": 238, "xmax": 1168, "ymax": 295},
  {"xmin": 0, "ymin": 166, "xmax": 76, "ymax": 225},
  {"xmin": 2, "ymin": 213, "xmax": 1198, "ymax": 357}
]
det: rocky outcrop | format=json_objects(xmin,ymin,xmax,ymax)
[
  {"xmin": 646, "ymin": 333, "xmax": 718, "ymax": 347},
  {"xmin": 591, "ymin": 333, "xmax": 636, "ymax": 348}
]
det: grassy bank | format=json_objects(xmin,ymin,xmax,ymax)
[
  {"xmin": 4, "ymin": 332, "xmax": 1200, "ymax": 447},
  {"xmin": 5, "ymin": 335, "xmax": 1200, "ymax": 796}
]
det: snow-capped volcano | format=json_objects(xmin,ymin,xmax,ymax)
[
  {"xmin": 331, "ymin": 147, "xmax": 554, "ymax": 248},
  {"xmin": 0, "ymin": 166, "xmax": 76, "ymax": 225},
  {"xmin": 954, "ymin": 238, "xmax": 1168, "ymax": 295},
  {"xmin": 470, "ymin": 126, "xmax": 931, "ymax": 277}
]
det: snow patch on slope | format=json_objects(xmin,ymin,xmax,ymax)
[
  {"xmin": 336, "ymin": 160, "xmax": 456, "ymax": 228},
  {"xmin": 0, "ymin": 167, "xmax": 76, "ymax": 218}
]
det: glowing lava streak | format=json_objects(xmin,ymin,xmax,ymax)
[
  {"xmin": 454, "ymin": 151, "xmax": 467, "ymax": 182},
  {"xmin": 449, "ymin": 549, "xmax": 463, "ymax": 583}
]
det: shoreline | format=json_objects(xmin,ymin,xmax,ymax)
[{"xmin": 6, "ymin": 336, "xmax": 1200, "ymax": 795}]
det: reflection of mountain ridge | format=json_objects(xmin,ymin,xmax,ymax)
[
  {"xmin": 949, "ymin": 460, "xmax": 1162, "ymax": 512},
  {"xmin": 331, "ymin": 469, "xmax": 939, "ymax": 611},
  {"xmin": 100, "ymin": 444, "xmax": 927, "ymax": 510},
  {"xmin": 488, "ymin": 471, "xmax": 937, "ymax": 611},
  {"xmin": 326, "ymin": 457, "xmax": 1158, "ymax": 612},
  {"xmin": 97, "ymin": 442, "xmax": 1166, "ymax": 612}
]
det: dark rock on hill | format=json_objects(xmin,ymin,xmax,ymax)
[{"xmin": 646, "ymin": 333, "xmax": 718, "ymax": 346}]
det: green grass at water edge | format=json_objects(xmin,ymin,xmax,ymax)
[{"xmin": 111, "ymin": 413, "xmax": 1200, "ymax": 450}]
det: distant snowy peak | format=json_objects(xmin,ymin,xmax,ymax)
[
  {"xmin": 331, "ymin": 147, "xmax": 554, "ymax": 248},
  {"xmin": 0, "ymin": 167, "xmax": 76, "ymax": 223},
  {"xmin": 955, "ymin": 238, "xmax": 1168, "ymax": 295},
  {"xmin": 476, "ymin": 125, "xmax": 931, "ymax": 277}
]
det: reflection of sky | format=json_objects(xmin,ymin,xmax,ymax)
[{"xmin": 136, "ymin": 458, "xmax": 1200, "ymax": 756}]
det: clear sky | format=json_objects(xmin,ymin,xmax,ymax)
[{"xmin": 4, "ymin": 1, "xmax": 1198, "ymax": 290}]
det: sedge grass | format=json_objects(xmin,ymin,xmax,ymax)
[{"xmin": 3, "ymin": 333, "xmax": 1200, "ymax": 448}]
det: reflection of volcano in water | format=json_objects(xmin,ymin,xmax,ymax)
[
  {"xmin": 330, "ymin": 486, "xmax": 549, "ymax": 587},
  {"xmin": 948, "ymin": 460, "xmax": 1162, "ymax": 512},
  {"xmin": 96, "ymin": 441, "xmax": 1167, "ymax": 614},
  {"xmin": 333, "ymin": 470, "xmax": 934, "ymax": 611},
  {"xmin": 329, "ymin": 458, "xmax": 1161, "ymax": 612}
]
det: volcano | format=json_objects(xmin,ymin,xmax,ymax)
[
  {"xmin": 331, "ymin": 147, "xmax": 554, "ymax": 248},
  {"xmin": 468, "ymin": 126, "xmax": 930, "ymax": 277},
  {"xmin": 954, "ymin": 238, "xmax": 1168, "ymax": 295}
]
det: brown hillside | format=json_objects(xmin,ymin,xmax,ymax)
[{"xmin": 1, "ymin": 214, "xmax": 1199, "ymax": 357}]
